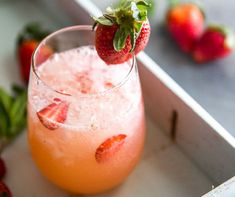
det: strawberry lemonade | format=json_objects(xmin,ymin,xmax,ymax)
[{"xmin": 28, "ymin": 29, "xmax": 146, "ymax": 194}]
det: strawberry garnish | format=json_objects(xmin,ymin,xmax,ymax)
[
  {"xmin": 93, "ymin": 0, "xmax": 151, "ymax": 65},
  {"xmin": 193, "ymin": 25, "xmax": 235, "ymax": 63},
  {"xmin": 0, "ymin": 181, "xmax": 12, "ymax": 197},
  {"xmin": 0, "ymin": 158, "xmax": 6, "ymax": 179},
  {"xmin": 37, "ymin": 101, "xmax": 69, "ymax": 130},
  {"xmin": 167, "ymin": 1, "xmax": 204, "ymax": 53},
  {"xmin": 17, "ymin": 23, "xmax": 52, "ymax": 84},
  {"xmin": 95, "ymin": 134, "xmax": 127, "ymax": 163}
]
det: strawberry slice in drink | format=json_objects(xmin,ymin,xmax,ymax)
[
  {"xmin": 75, "ymin": 72, "xmax": 93, "ymax": 94},
  {"xmin": 37, "ymin": 101, "xmax": 69, "ymax": 130},
  {"xmin": 95, "ymin": 134, "xmax": 127, "ymax": 163}
]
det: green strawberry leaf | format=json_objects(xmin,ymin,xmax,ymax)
[
  {"xmin": 12, "ymin": 84, "xmax": 25, "ymax": 95},
  {"xmin": 138, "ymin": 10, "xmax": 148, "ymax": 21},
  {"xmin": 17, "ymin": 22, "xmax": 50, "ymax": 45},
  {"xmin": 0, "ymin": 103, "xmax": 9, "ymax": 137},
  {"xmin": 93, "ymin": 16, "xmax": 114, "ymax": 26},
  {"xmin": 225, "ymin": 32, "xmax": 235, "ymax": 49},
  {"xmin": 130, "ymin": 29, "xmax": 137, "ymax": 51},
  {"xmin": 0, "ymin": 88, "xmax": 13, "ymax": 113},
  {"xmin": 134, "ymin": 21, "xmax": 143, "ymax": 34},
  {"xmin": 0, "ymin": 85, "xmax": 27, "ymax": 150},
  {"xmin": 113, "ymin": 26, "xmax": 130, "ymax": 51},
  {"xmin": 223, "ymin": 27, "xmax": 235, "ymax": 49},
  {"xmin": 0, "ymin": 88, "xmax": 12, "ymax": 137},
  {"xmin": 136, "ymin": 0, "xmax": 151, "ymax": 8},
  {"xmin": 9, "ymin": 91, "xmax": 27, "ymax": 137}
]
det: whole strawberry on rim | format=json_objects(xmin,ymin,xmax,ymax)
[{"xmin": 93, "ymin": 0, "xmax": 151, "ymax": 65}]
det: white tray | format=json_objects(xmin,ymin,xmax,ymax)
[{"xmin": 1, "ymin": 0, "xmax": 235, "ymax": 196}]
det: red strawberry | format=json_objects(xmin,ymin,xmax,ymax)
[
  {"xmin": 0, "ymin": 181, "xmax": 12, "ymax": 197},
  {"xmin": 17, "ymin": 23, "xmax": 52, "ymax": 84},
  {"xmin": 93, "ymin": 0, "xmax": 151, "ymax": 65},
  {"xmin": 167, "ymin": 2, "xmax": 204, "ymax": 53},
  {"xmin": 134, "ymin": 20, "xmax": 151, "ymax": 54},
  {"xmin": 193, "ymin": 25, "xmax": 235, "ymax": 63},
  {"xmin": 37, "ymin": 101, "xmax": 69, "ymax": 130},
  {"xmin": 95, "ymin": 134, "xmax": 127, "ymax": 163},
  {"xmin": 18, "ymin": 40, "xmax": 38, "ymax": 84},
  {"xmin": 95, "ymin": 24, "xmax": 132, "ymax": 65},
  {"xmin": 0, "ymin": 158, "xmax": 6, "ymax": 179}
]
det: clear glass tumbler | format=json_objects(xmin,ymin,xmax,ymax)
[{"xmin": 27, "ymin": 25, "xmax": 146, "ymax": 194}]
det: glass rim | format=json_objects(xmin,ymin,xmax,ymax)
[{"xmin": 31, "ymin": 25, "xmax": 136, "ymax": 98}]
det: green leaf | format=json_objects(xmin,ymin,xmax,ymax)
[
  {"xmin": 9, "ymin": 91, "xmax": 27, "ymax": 137},
  {"xmin": 225, "ymin": 29, "xmax": 235, "ymax": 49},
  {"xmin": 0, "ymin": 85, "xmax": 27, "ymax": 150},
  {"xmin": 18, "ymin": 22, "xmax": 50, "ymax": 44},
  {"xmin": 0, "ymin": 88, "xmax": 13, "ymax": 113},
  {"xmin": 0, "ymin": 88, "xmax": 12, "ymax": 137},
  {"xmin": 0, "ymin": 103, "xmax": 9, "ymax": 137},
  {"xmin": 136, "ymin": 0, "xmax": 151, "ymax": 7},
  {"xmin": 92, "ymin": 16, "xmax": 114, "ymax": 26},
  {"xmin": 130, "ymin": 22, "xmax": 143, "ymax": 51},
  {"xmin": 138, "ymin": 10, "xmax": 148, "ymax": 21},
  {"xmin": 113, "ymin": 26, "xmax": 130, "ymax": 51},
  {"xmin": 118, "ymin": 0, "xmax": 132, "ymax": 9},
  {"xmin": 12, "ymin": 84, "xmax": 25, "ymax": 96},
  {"xmin": 134, "ymin": 22, "xmax": 143, "ymax": 33},
  {"xmin": 130, "ymin": 29, "xmax": 137, "ymax": 52}
]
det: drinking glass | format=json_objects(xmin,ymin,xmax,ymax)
[{"xmin": 27, "ymin": 25, "xmax": 146, "ymax": 194}]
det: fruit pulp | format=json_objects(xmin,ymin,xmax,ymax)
[{"xmin": 28, "ymin": 46, "xmax": 145, "ymax": 194}]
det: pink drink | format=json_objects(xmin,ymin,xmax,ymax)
[{"xmin": 28, "ymin": 28, "xmax": 145, "ymax": 194}]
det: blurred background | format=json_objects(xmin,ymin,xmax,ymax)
[{"xmin": 0, "ymin": 0, "xmax": 235, "ymax": 138}]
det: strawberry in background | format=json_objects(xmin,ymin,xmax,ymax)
[
  {"xmin": 166, "ymin": 0, "xmax": 204, "ymax": 53},
  {"xmin": 17, "ymin": 23, "xmax": 52, "ymax": 84},
  {"xmin": 193, "ymin": 25, "xmax": 235, "ymax": 63}
]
